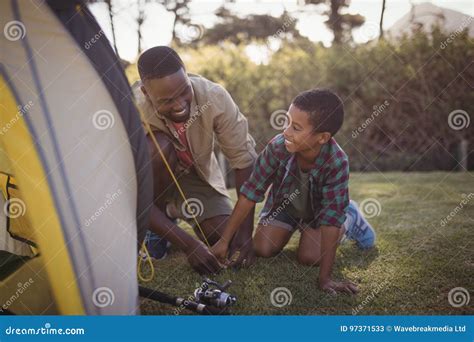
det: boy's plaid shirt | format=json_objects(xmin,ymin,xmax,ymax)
[{"xmin": 240, "ymin": 133, "xmax": 350, "ymax": 228}]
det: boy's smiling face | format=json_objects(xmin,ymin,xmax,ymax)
[{"xmin": 283, "ymin": 104, "xmax": 331, "ymax": 154}]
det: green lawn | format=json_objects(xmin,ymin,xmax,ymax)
[{"xmin": 139, "ymin": 172, "xmax": 474, "ymax": 315}]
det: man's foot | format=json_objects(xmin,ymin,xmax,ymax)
[
  {"xmin": 143, "ymin": 230, "xmax": 171, "ymax": 260},
  {"xmin": 344, "ymin": 200, "xmax": 376, "ymax": 249}
]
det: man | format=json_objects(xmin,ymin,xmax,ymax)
[{"xmin": 135, "ymin": 46, "xmax": 257, "ymax": 274}]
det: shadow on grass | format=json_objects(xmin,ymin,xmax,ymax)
[{"xmin": 339, "ymin": 244, "xmax": 379, "ymax": 271}]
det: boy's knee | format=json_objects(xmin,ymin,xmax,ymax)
[
  {"xmin": 297, "ymin": 251, "xmax": 320, "ymax": 266},
  {"xmin": 254, "ymin": 240, "xmax": 279, "ymax": 258}
]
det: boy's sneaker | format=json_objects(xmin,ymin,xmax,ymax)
[{"xmin": 344, "ymin": 200, "xmax": 376, "ymax": 249}]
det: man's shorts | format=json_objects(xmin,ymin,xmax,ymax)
[
  {"xmin": 164, "ymin": 168, "xmax": 233, "ymax": 224},
  {"xmin": 258, "ymin": 206, "xmax": 315, "ymax": 232}
]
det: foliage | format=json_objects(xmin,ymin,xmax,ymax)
[
  {"xmin": 198, "ymin": 8, "xmax": 301, "ymax": 46},
  {"xmin": 127, "ymin": 28, "xmax": 474, "ymax": 171}
]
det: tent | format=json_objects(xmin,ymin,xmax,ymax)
[{"xmin": 0, "ymin": 0, "xmax": 152, "ymax": 315}]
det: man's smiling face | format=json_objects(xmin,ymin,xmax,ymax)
[{"xmin": 141, "ymin": 68, "xmax": 194, "ymax": 123}]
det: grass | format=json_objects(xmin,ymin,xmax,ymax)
[{"xmin": 139, "ymin": 172, "xmax": 474, "ymax": 315}]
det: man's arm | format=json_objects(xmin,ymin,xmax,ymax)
[{"xmin": 148, "ymin": 205, "xmax": 222, "ymax": 274}]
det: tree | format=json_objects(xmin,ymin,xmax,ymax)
[
  {"xmin": 200, "ymin": 7, "xmax": 301, "ymax": 46},
  {"xmin": 159, "ymin": 0, "xmax": 192, "ymax": 43},
  {"xmin": 86, "ymin": 0, "xmax": 119, "ymax": 56},
  {"xmin": 137, "ymin": 0, "xmax": 146, "ymax": 54},
  {"xmin": 304, "ymin": 0, "xmax": 365, "ymax": 44},
  {"xmin": 379, "ymin": 0, "xmax": 386, "ymax": 40}
]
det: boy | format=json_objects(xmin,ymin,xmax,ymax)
[{"xmin": 211, "ymin": 89, "xmax": 375, "ymax": 294}]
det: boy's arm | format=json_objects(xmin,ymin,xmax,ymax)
[
  {"xmin": 223, "ymin": 195, "xmax": 255, "ymax": 244},
  {"xmin": 211, "ymin": 195, "xmax": 255, "ymax": 261},
  {"xmin": 227, "ymin": 166, "xmax": 256, "ymax": 266},
  {"xmin": 211, "ymin": 136, "xmax": 283, "ymax": 261},
  {"xmin": 319, "ymin": 225, "xmax": 358, "ymax": 295},
  {"xmin": 316, "ymin": 154, "xmax": 357, "ymax": 294},
  {"xmin": 210, "ymin": 85, "xmax": 258, "ymax": 267}
]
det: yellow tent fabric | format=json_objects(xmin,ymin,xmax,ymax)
[{"xmin": 1, "ymin": 0, "xmax": 152, "ymax": 315}]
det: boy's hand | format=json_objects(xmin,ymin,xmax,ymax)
[
  {"xmin": 320, "ymin": 278, "xmax": 358, "ymax": 295},
  {"xmin": 210, "ymin": 239, "xmax": 229, "ymax": 263},
  {"xmin": 228, "ymin": 239, "xmax": 256, "ymax": 268}
]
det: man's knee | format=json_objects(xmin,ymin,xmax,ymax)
[
  {"xmin": 147, "ymin": 132, "xmax": 177, "ymax": 205},
  {"xmin": 198, "ymin": 216, "xmax": 226, "ymax": 246},
  {"xmin": 147, "ymin": 131, "xmax": 177, "ymax": 171}
]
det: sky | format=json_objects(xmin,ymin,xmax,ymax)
[{"xmin": 89, "ymin": 0, "xmax": 474, "ymax": 62}]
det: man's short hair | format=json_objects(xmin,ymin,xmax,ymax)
[
  {"xmin": 292, "ymin": 89, "xmax": 344, "ymax": 136},
  {"xmin": 138, "ymin": 46, "xmax": 185, "ymax": 81}
]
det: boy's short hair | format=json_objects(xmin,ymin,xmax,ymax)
[
  {"xmin": 292, "ymin": 88, "xmax": 344, "ymax": 136},
  {"xmin": 138, "ymin": 46, "xmax": 185, "ymax": 81}
]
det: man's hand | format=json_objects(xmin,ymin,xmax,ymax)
[
  {"xmin": 186, "ymin": 241, "xmax": 223, "ymax": 275},
  {"xmin": 320, "ymin": 278, "xmax": 359, "ymax": 295},
  {"xmin": 228, "ymin": 238, "xmax": 256, "ymax": 268}
]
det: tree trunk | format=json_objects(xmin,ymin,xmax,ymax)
[
  {"xmin": 137, "ymin": 0, "xmax": 145, "ymax": 55},
  {"xmin": 329, "ymin": 0, "xmax": 343, "ymax": 44},
  {"xmin": 171, "ymin": 14, "xmax": 177, "ymax": 43},
  {"xmin": 379, "ymin": 0, "xmax": 386, "ymax": 40},
  {"xmin": 459, "ymin": 139, "xmax": 468, "ymax": 171},
  {"xmin": 105, "ymin": 0, "xmax": 119, "ymax": 57}
]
